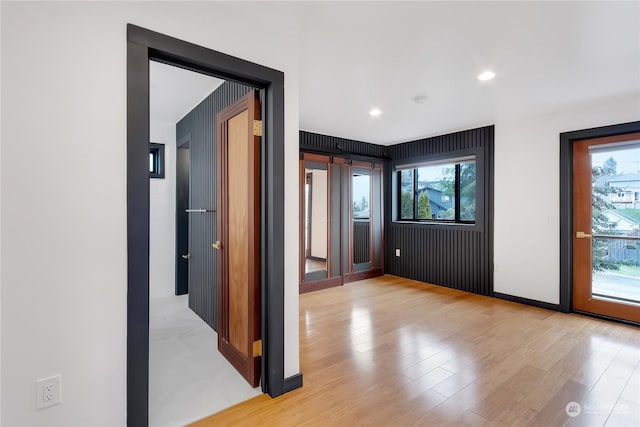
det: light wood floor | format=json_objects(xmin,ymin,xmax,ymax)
[{"xmin": 192, "ymin": 275, "xmax": 640, "ymax": 426}]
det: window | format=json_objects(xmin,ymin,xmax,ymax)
[
  {"xmin": 398, "ymin": 157, "xmax": 476, "ymax": 223},
  {"xmin": 149, "ymin": 143, "xmax": 165, "ymax": 178},
  {"xmin": 352, "ymin": 174, "xmax": 370, "ymax": 219}
]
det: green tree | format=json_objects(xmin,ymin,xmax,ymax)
[
  {"xmin": 602, "ymin": 156, "xmax": 617, "ymax": 175},
  {"xmin": 417, "ymin": 191, "xmax": 432, "ymax": 219},
  {"xmin": 592, "ymin": 164, "xmax": 620, "ymax": 272},
  {"xmin": 459, "ymin": 162, "xmax": 476, "ymax": 221},
  {"xmin": 401, "ymin": 191, "xmax": 413, "ymax": 218},
  {"xmin": 440, "ymin": 162, "xmax": 476, "ymax": 220}
]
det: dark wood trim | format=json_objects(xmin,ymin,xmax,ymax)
[
  {"xmin": 283, "ymin": 373, "xmax": 304, "ymax": 393},
  {"xmin": 344, "ymin": 268, "xmax": 384, "ymax": 284},
  {"xmin": 127, "ymin": 24, "xmax": 287, "ymax": 426},
  {"xmin": 302, "ymin": 152, "xmax": 331, "ymax": 163},
  {"xmin": 299, "ymin": 276, "xmax": 343, "ymax": 294},
  {"xmin": 352, "ymin": 159, "xmax": 373, "ymax": 168},
  {"xmin": 493, "ymin": 292, "xmax": 561, "ymax": 312},
  {"xmin": 559, "ymin": 120, "xmax": 640, "ymax": 313}
]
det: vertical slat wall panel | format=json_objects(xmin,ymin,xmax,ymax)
[
  {"xmin": 176, "ymin": 81, "xmax": 252, "ymax": 331},
  {"xmin": 299, "ymin": 126, "xmax": 494, "ymax": 296},
  {"xmin": 300, "ymin": 131, "xmax": 388, "ymax": 158},
  {"xmin": 385, "ymin": 126, "xmax": 494, "ymax": 295}
]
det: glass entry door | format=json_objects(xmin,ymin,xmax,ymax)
[{"xmin": 573, "ymin": 133, "xmax": 640, "ymax": 322}]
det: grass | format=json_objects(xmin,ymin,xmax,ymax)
[
  {"xmin": 618, "ymin": 208, "xmax": 640, "ymax": 222},
  {"xmin": 602, "ymin": 264, "xmax": 640, "ymax": 278},
  {"xmin": 617, "ymin": 265, "xmax": 640, "ymax": 278}
]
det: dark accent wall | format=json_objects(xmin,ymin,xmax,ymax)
[
  {"xmin": 299, "ymin": 127, "xmax": 494, "ymax": 296},
  {"xmin": 300, "ymin": 131, "xmax": 389, "ymax": 159},
  {"xmin": 177, "ymin": 81, "xmax": 252, "ymax": 331},
  {"xmin": 385, "ymin": 126, "xmax": 495, "ymax": 295}
]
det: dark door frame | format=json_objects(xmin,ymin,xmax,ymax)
[
  {"xmin": 127, "ymin": 24, "xmax": 288, "ymax": 426},
  {"xmin": 559, "ymin": 120, "xmax": 640, "ymax": 314}
]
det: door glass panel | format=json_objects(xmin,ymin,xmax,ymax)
[
  {"xmin": 304, "ymin": 167, "xmax": 328, "ymax": 277},
  {"xmin": 590, "ymin": 143, "xmax": 640, "ymax": 304},
  {"xmin": 352, "ymin": 173, "xmax": 370, "ymax": 265}
]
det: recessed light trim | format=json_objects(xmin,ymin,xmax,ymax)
[
  {"xmin": 369, "ymin": 108, "xmax": 382, "ymax": 117},
  {"xmin": 478, "ymin": 70, "xmax": 495, "ymax": 81}
]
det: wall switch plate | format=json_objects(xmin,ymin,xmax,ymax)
[
  {"xmin": 37, "ymin": 375, "xmax": 61, "ymax": 409},
  {"xmin": 395, "ymin": 249, "xmax": 400, "ymax": 257}
]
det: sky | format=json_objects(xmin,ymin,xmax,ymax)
[{"xmin": 591, "ymin": 144, "xmax": 640, "ymax": 175}]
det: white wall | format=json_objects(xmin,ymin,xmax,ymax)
[
  {"xmin": 149, "ymin": 121, "xmax": 176, "ymax": 299},
  {"xmin": 0, "ymin": 2, "xmax": 299, "ymax": 426},
  {"xmin": 309, "ymin": 169, "xmax": 328, "ymax": 259},
  {"xmin": 494, "ymin": 92, "xmax": 640, "ymax": 304}
]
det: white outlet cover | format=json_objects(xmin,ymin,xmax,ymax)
[
  {"xmin": 37, "ymin": 375, "xmax": 61, "ymax": 409},
  {"xmin": 395, "ymin": 249, "xmax": 400, "ymax": 257}
]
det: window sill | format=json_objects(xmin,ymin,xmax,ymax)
[{"xmin": 392, "ymin": 220, "xmax": 480, "ymax": 230}]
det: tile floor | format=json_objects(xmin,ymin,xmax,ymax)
[{"xmin": 149, "ymin": 294, "xmax": 262, "ymax": 427}]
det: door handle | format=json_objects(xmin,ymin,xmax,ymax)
[
  {"xmin": 576, "ymin": 231, "xmax": 592, "ymax": 239},
  {"xmin": 212, "ymin": 241, "xmax": 222, "ymax": 250},
  {"xmin": 181, "ymin": 254, "xmax": 190, "ymax": 260}
]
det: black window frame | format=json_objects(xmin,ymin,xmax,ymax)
[
  {"xmin": 397, "ymin": 158, "xmax": 476, "ymax": 224},
  {"xmin": 149, "ymin": 142, "xmax": 165, "ymax": 179}
]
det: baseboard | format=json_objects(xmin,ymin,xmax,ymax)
[
  {"xmin": 299, "ymin": 276, "xmax": 343, "ymax": 294},
  {"xmin": 283, "ymin": 373, "xmax": 303, "ymax": 393},
  {"xmin": 494, "ymin": 292, "xmax": 561, "ymax": 312},
  {"xmin": 343, "ymin": 268, "xmax": 384, "ymax": 284}
]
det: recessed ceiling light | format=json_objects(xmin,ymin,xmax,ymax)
[
  {"xmin": 413, "ymin": 95, "xmax": 428, "ymax": 104},
  {"xmin": 369, "ymin": 108, "xmax": 382, "ymax": 117},
  {"xmin": 478, "ymin": 70, "xmax": 495, "ymax": 81}
]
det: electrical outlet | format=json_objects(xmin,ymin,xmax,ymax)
[
  {"xmin": 395, "ymin": 248, "xmax": 400, "ymax": 257},
  {"xmin": 37, "ymin": 375, "xmax": 61, "ymax": 409}
]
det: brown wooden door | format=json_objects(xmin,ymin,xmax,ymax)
[
  {"xmin": 216, "ymin": 91, "xmax": 261, "ymax": 387},
  {"xmin": 573, "ymin": 132, "xmax": 640, "ymax": 323}
]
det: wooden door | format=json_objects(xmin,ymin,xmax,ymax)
[
  {"xmin": 573, "ymin": 132, "xmax": 640, "ymax": 323},
  {"xmin": 216, "ymin": 91, "xmax": 261, "ymax": 387}
]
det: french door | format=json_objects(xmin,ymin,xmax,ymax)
[{"xmin": 573, "ymin": 132, "xmax": 640, "ymax": 323}]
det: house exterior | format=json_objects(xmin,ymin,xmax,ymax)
[
  {"xmin": 596, "ymin": 173, "xmax": 640, "ymax": 209},
  {"xmin": 602, "ymin": 209, "xmax": 640, "ymax": 233}
]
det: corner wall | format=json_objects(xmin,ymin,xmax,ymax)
[
  {"xmin": 385, "ymin": 126, "xmax": 495, "ymax": 295},
  {"xmin": 493, "ymin": 92, "xmax": 640, "ymax": 304}
]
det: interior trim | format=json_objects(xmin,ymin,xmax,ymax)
[
  {"xmin": 127, "ymin": 24, "xmax": 287, "ymax": 426},
  {"xmin": 559, "ymin": 120, "xmax": 640, "ymax": 313}
]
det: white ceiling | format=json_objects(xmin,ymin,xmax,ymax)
[
  {"xmin": 150, "ymin": 61, "xmax": 224, "ymax": 125},
  {"xmin": 150, "ymin": 1, "xmax": 640, "ymax": 146},
  {"xmin": 298, "ymin": 1, "xmax": 640, "ymax": 145}
]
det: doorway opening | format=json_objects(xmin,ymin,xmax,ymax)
[
  {"xmin": 560, "ymin": 120, "xmax": 640, "ymax": 324},
  {"xmin": 298, "ymin": 153, "xmax": 384, "ymax": 293},
  {"xmin": 127, "ymin": 25, "xmax": 288, "ymax": 426},
  {"xmin": 148, "ymin": 61, "xmax": 263, "ymax": 425}
]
